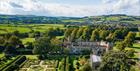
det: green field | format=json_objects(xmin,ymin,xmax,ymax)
[
  {"xmin": 113, "ymin": 42, "xmax": 140, "ymax": 58},
  {"xmin": 125, "ymin": 43, "xmax": 140, "ymax": 58},
  {"xmin": 0, "ymin": 24, "xmax": 64, "ymax": 34},
  {"xmin": 132, "ymin": 43, "xmax": 140, "ymax": 52},
  {"xmin": 62, "ymin": 19, "xmax": 85, "ymax": 23}
]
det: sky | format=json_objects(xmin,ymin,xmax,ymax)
[{"xmin": 0, "ymin": 0, "xmax": 140, "ymax": 17}]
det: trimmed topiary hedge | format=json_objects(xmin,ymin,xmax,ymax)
[
  {"xmin": 0, "ymin": 56, "xmax": 20, "ymax": 70},
  {"xmin": 58, "ymin": 58, "xmax": 65, "ymax": 71},
  {"xmin": 2, "ymin": 56, "xmax": 26, "ymax": 71},
  {"xmin": 66, "ymin": 57, "xmax": 70, "ymax": 71}
]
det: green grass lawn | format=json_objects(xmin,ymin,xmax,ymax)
[
  {"xmin": 136, "ymin": 32, "xmax": 140, "ymax": 37},
  {"xmin": 132, "ymin": 43, "xmax": 140, "ymax": 52},
  {"xmin": 21, "ymin": 38, "xmax": 35, "ymax": 44},
  {"xmin": 0, "ymin": 53, "xmax": 4, "ymax": 58},
  {"xmin": 56, "ymin": 36, "xmax": 64, "ymax": 39},
  {"xmin": 25, "ymin": 55, "xmax": 38, "ymax": 60}
]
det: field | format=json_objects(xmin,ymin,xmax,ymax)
[
  {"xmin": 124, "ymin": 43, "xmax": 140, "ymax": 58},
  {"xmin": 62, "ymin": 19, "xmax": 85, "ymax": 23},
  {"xmin": 0, "ymin": 24, "xmax": 65, "ymax": 34},
  {"xmin": 0, "ymin": 24, "xmax": 65, "ymax": 44}
]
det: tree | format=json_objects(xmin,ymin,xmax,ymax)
[
  {"xmin": 81, "ymin": 28, "xmax": 91, "ymax": 41},
  {"xmin": 13, "ymin": 30, "xmax": 20, "ymax": 36},
  {"xmin": 99, "ymin": 50, "xmax": 135, "ymax": 71},
  {"xmin": 125, "ymin": 49, "xmax": 135, "ymax": 58},
  {"xmin": 71, "ymin": 28, "xmax": 78, "ymax": 41},
  {"xmin": 123, "ymin": 32, "xmax": 136, "ymax": 47},
  {"xmin": 44, "ymin": 28, "xmax": 59, "ymax": 38},
  {"xmin": 81, "ymin": 63, "xmax": 92, "ymax": 71},
  {"xmin": 25, "ymin": 42, "xmax": 33, "ymax": 49},
  {"xmin": 106, "ymin": 32, "xmax": 116, "ymax": 42},
  {"xmin": 76, "ymin": 28, "xmax": 84, "ymax": 39},
  {"xmin": 0, "ymin": 36, "xmax": 5, "ymax": 45},
  {"xmin": 8, "ymin": 35, "xmax": 22, "ymax": 47},
  {"xmin": 99, "ymin": 30, "xmax": 109, "ymax": 41},
  {"xmin": 64, "ymin": 28, "xmax": 73, "ymax": 38},
  {"xmin": 34, "ymin": 31, "xmax": 41, "ymax": 38},
  {"xmin": 63, "ymin": 48, "xmax": 70, "ymax": 55},
  {"xmin": 4, "ymin": 44, "xmax": 17, "ymax": 57},
  {"xmin": 50, "ymin": 38, "xmax": 62, "ymax": 53},
  {"xmin": 115, "ymin": 30, "xmax": 122, "ymax": 39},
  {"xmin": 33, "ymin": 37, "xmax": 51, "ymax": 54},
  {"xmin": 4, "ymin": 33, "xmax": 12, "ymax": 40},
  {"xmin": 116, "ymin": 42, "xmax": 126, "ymax": 51},
  {"xmin": 121, "ymin": 28, "xmax": 129, "ymax": 39},
  {"xmin": 90, "ymin": 29, "xmax": 99, "ymax": 41}
]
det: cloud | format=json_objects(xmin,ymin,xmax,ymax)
[
  {"xmin": 102, "ymin": 0, "xmax": 140, "ymax": 15},
  {"xmin": 10, "ymin": 2, "xmax": 23, "ymax": 8},
  {"xmin": 0, "ymin": 0, "xmax": 140, "ymax": 16}
]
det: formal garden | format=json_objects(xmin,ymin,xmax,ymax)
[
  {"xmin": 16, "ymin": 55, "xmax": 90, "ymax": 71},
  {"xmin": 19, "ymin": 60, "xmax": 58, "ymax": 71}
]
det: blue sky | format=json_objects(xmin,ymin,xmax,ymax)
[{"xmin": 0, "ymin": 0, "xmax": 140, "ymax": 17}]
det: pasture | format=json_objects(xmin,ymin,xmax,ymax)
[{"xmin": 0, "ymin": 24, "xmax": 64, "ymax": 34}]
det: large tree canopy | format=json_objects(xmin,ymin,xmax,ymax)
[
  {"xmin": 99, "ymin": 50, "xmax": 135, "ymax": 71},
  {"xmin": 33, "ymin": 37, "xmax": 51, "ymax": 54}
]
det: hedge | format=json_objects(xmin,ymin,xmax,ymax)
[
  {"xmin": 65, "ymin": 57, "xmax": 70, "ymax": 71},
  {"xmin": 2, "ymin": 56, "xmax": 26, "ymax": 71},
  {"xmin": 58, "ymin": 58, "xmax": 65, "ymax": 71},
  {"xmin": 0, "ymin": 56, "xmax": 20, "ymax": 70}
]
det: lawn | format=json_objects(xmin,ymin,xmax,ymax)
[
  {"xmin": 25, "ymin": 55, "xmax": 38, "ymax": 60},
  {"xmin": 21, "ymin": 38, "xmax": 35, "ymax": 44},
  {"xmin": 136, "ymin": 32, "xmax": 140, "ymax": 37},
  {"xmin": 132, "ymin": 43, "xmax": 140, "ymax": 52},
  {"xmin": 56, "ymin": 36, "xmax": 64, "ymax": 39},
  {"xmin": 0, "ymin": 53, "xmax": 4, "ymax": 58}
]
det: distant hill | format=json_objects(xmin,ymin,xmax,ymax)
[{"xmin": 0, "ymin": 14, "xmax": 140, "ymax": 24}]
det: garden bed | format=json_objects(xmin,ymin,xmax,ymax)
[{"xmin": 19, "ymin": 59, "xmax": 59, "ymax": 71}]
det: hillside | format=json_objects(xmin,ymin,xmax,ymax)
[{"xmin": 0, "ymin": 14, "xmax": 140, "ymax": 25}]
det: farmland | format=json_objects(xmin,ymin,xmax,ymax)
[{"xmin": 0, "ymin": 24, "xmax": 65, "ymax": 34}]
